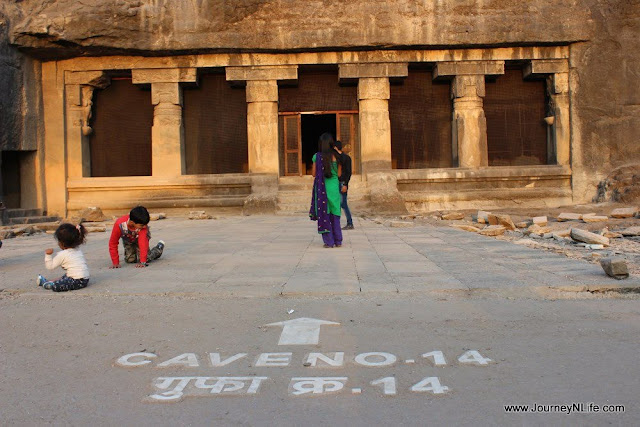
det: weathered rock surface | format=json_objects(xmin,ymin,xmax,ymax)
[
  {"xmin": 488, "ymin": 214, "xmax": 516, "ymax": 231},
  {"xmin": 441, "ymin": 212, "xmax": 465, "ymax": 221},
  {"xmin": 478, "ymin": 225, "xmax": 506, "ymax": 236},
  {"xmin": 532, "ymin": 216, "xmax": 548, "ymax": 226},
  {"xmin": 570, "ymin": 228, "xmax": 610, "ymax": 246},
  {"xmin": 557, "ymin": 213, "xmax": 582, "ymax": 222},
  {"xmin": 77, "ymin": 207, "xmax": 107, "ymax": 222},
  {"xmin": 188, "ymin": 211, "xmax": 212, "ymax": 220},
  {"xmin": 621, "ymin": 226, "xmax": 640, "ymax": 237},
  {"xmin": 450, "ymin": 224, "xmax": 481, "ymax": 232},
  {"xmin": 610, "ymin": 207, "xmax": 638, "ymax": 218},
  {"xmin": 477, "ymin": 211, "xmax": 491, "ymax": 224},
  {"xmin": 600, "ymin": 257, "xmax": 629, "ymax": 280}
]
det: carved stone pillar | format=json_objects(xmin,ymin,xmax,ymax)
[
  {"xmin": 245, "ymin": 80, "xmax": 279, "ymax": 174},
  {"xmin": 226, "ymin": 66, "xmax": 298, "ymax": 174},
  {"xmin": 132, "ymin": 68, "xmax": 197, "ymax": 177},
  {"xmin": 525, "ymin": 59, "xmax": 571, "ymax": 166},
  {"xmin": 435, "ymin": 61, "xmax": 504, "ymax": 168},
  {"xmin": 339, "ymin": 63, "xmax": 408, "ymax": 175},
  {"xmin": 65, "ymin": 71, "xmax": 110, "ymax": 178}
]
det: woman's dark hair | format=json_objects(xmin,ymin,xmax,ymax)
[
  {"xmin": 129, "ymin": 206, "xmax": 150, "ymax": 225},
  {"xmin": 54, "ymin": 223, "xmax": 87, "ymax": 249},
  {"xmin": 318, "ymin": 132, "xmax": 335, "ymax": 179}
]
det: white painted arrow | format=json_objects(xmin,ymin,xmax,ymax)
[{"xmin": 265, "ymin": 318, "xmax": 340, "ymax": 345}]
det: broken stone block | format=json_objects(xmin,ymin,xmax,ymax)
[
  {"xmin": 84, "ymin": 225, "xmax": 107, "ymax": 233},
  {"xmin": 532, "ymin": 216, "xmax": 548, "ymax": 226},
  {"xmin": 515, "ymin": 221, "xmax": 529, "ymax": 228},
  {"xmin": 602, "ymin": 229, "xmax": 623, "ymax": 238},
  {"xmin": 478, "ymin": 225, "xmax": 506, "ymax": 236},
  {"xmin": 188, "ymin": 211, "xmax": 212, "ymax": 220},
  {"xmin": 586, "ymin": 244, "xmax": 604, "ymax": 250},
  {"xmin": 77, "ymin": 207, "xmax": 107, "ymax": 222},
  {"xmin": 12, "ymin": 225, "xmax": 36, "ymax": 236},
  {"xmin": 450, "ymin": 224, "xmax": 481, "ymax": 232},
  {"xmin": 390, "ymin": 221, "xmax": 414, "ymax": 228},
  {"xmin": 477, "ymin": 210, "xmax": 491, "ymax": 224},
  {"xmin": 542, "ymin": 232, "xmax": 554, "ymax": 239},
  {"xmin": 488, "ymin": 214, "xmax": 516, "ymax": 231},
  {"xmin": 621, "ymin": 226, "xmax": 640, "ymax": 236},
  {"xmin": 526, "ymin": 224, "xmax": 551, "ymax": 235},
  {"xmin": 557, "ymin": 213, "xmax": 582, "ymax": 221},
  {"xmin": 150, "ymin": 213, "xmax": 166, "ymax": 221},
  {"xmin": 32, "ymin": 222, "xmax": 60, "ymax": 232},
  {"xmin": 600, "ymin": 257, "xmax": 629, "ymax": 280},
  {"xmin": 441, "ymin": 212, "xmax": 465, "ymax": 220},
  {"xmin": 610, "ymin": 207, "xmax": 638, "ymax": 218},
  {"xmin": 582, "ymin": 215, "xmax": 608, "ymax": 223},
  {"xmin": 554, "ymin": 229, "xmax": 572, "ymax": 238},
  {"xmin": 0, "ymin": 230, "xmax": 15, "ymax": 239},
  {"xmin": 570, "ymin": 228, "xmax": 610, "ymax": 246}
]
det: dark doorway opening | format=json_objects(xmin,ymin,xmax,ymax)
[
  {"xmin": 301, "ymin": 114, "xmax": 336, "ymax": 175},
  {"xmin": 1, "ymin": 151, "xmax": 20, "ymax": 208}
]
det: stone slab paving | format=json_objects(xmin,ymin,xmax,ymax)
[{"xmin": 1, "ymin": 215, "xmax": 639, "ymax": 296}]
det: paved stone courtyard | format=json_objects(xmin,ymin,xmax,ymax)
[{"xmin": 2, "ymin": 215, "xmax": 637, "ymax": 297}]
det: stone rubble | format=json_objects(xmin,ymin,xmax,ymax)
[
  {"xmin": 570, "ymin": 228, "xmax": 610, "ymax": 246},
  {"xmin": 188, "ymin": 211, "xmax": 213, "ymax": 220},
  {"xmin": 600, "ymin": 257, "xmax": 629, "ymax": 279},
  {"xmin": 610, "ymin": 207, "xmax": 638, "ymax": 218}
]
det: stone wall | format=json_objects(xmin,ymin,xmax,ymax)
[{"xmin": 2, "ymin": 0, "xmax": 639, "ymax": 204}]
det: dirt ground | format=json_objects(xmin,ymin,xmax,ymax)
[{"xmin": 409, "ymin": 202, "xmax": 640, "ymax": 276}]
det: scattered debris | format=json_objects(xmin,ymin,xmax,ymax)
[
  {"xmin": 84, "ymin": 225, "xmax": 107, "ymax": 233},
  {"xmin": 557, "ymin": 212, "xmax": 582, "ymax": 221},
  {"xmin": 477, "ymin": 211, "xmax": 491, "ymax": 224},
  {"xmin": 570, "ymin": 228, "xmax": 610, "ymax": 246},
  {"xmin": 488, "ymin": 214, "xmax": 516, "ymax": 231},
  {"xmin": 77, "ymin": 207, "xmax": 107, "ymax": 222},
  {"xmin": 532, "ymin": 216, "xmax": 548, "ymax": 226},
  {"xmin": 390, "ymin": 221, "xmax": 414, "ymax": 228},
  {"xmin": 441, "ymin": 212, "xmax": 465, "ymax": 220},
  {"xmin": 610, "ymin": 207, "xmax": 638, "ymax": 218},
  {"xmin": 600, "ymin": 257, "xmax": 629, "ymax": 280},
  {"xmin": 450, "ymin": 224, "xmax": 481, "ymax": 232},
  {"xmin": 478, "ymin": 225, "xmax": 506, "ymax": 236},
  {"xmin": 621, "ymin": 226, "xmax": 640, "ymax": 237},
  {"xmin": 150, "ymin": 213, "xmax": 167, "ymax": 221},
  {"xmin": 287, "ymin": 309, "xmax": 295, "ymax": 314},
  {"xmin": 188, "ymin": 211, "xmax": 212, "ymax": 220},
  {"xmin": 582, "ymin": 214, "xmax": 608, "ymax": 223}
]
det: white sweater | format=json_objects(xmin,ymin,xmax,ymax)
[{"xmin": 44, "ymin": 248, "xmax": 90, "ymax": 279}]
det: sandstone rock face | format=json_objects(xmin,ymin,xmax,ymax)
[
  {"xmin": 6, "ymin": 1, "xmax": 593, "ymax": 56},
  {"xmin": 0, "ymin": 0, "xmax": 638, "ymax": 211}
]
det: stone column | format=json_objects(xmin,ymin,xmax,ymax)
[
  {"xmin": 339, "ymin": 63, "xmax": 408, "ymax": 175},
  {"xmin": 65, "ymin": 71, "xmax": 110, "ymax": 178},
  {"xmin": 435, "ymin": 61, "xmax": 504, "ymax": 168},
  {"xmin": 225, "ymin": 66, "xmax": 297, "ymax": 214},
  {"xmin": 226, "ymin": 65, "xmax": 298, "ymax": 174},
  {"xmin": 525, "ymin": 59, "xmax": 571, "ymax": 166},
  {"xmin": 245, "ymin": 80, "xmax": 279, "ymax": 174},
  {"xmin": 131, "ymin": 68, "xmax": 197, "ymax": 177}
]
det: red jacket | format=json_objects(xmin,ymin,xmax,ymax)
[{"xmin": 109, "ymin": 215, "xmax": 150, "ymax": 264}]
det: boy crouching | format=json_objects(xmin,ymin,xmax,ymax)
[{"xmin": 109, "ymin": 206, "xmax": 165, "ymax": 268}]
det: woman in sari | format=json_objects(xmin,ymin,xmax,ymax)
[{"xmin": 309, "ymin": 132, "xmax": 343, "ymax": 248}]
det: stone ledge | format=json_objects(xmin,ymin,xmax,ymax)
[{"xmin": 393, "ymin": 165, "xmax": 572, "ymax": 183}]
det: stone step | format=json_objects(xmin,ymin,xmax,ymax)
[
  {"xmin": 9, "ymin": 216, "xmax": 61, "ymax": 225},
  {"xmin": 5, "ymin": 208, "xmax": 43, "ymax": 218}
]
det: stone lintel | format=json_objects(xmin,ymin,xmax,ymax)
[
  {"xmin": 131, "ymin": 68, "xmax": 197, "ymax": 84},
  {"xmin": 339, "ymin": 63, "xmax": 408, "ymax": 79},
  {"xmin": 524, "ymin": 59, "xmax": 569, "ymax": 78},
  {"xmin": 434, "ymin": 61, "xmax": 504, "ymax": 78},
  {"xmin": 225, "ymin": 65, "xmax": 298, "ymax": 82},
  {"xmin": 65, "ymin": 70, "xmax": 110, "ymax": 88}
]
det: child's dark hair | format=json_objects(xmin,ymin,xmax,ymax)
[
  {"xmin": 129, "ymin": 206, "xmax": 150, "ymax": 225},
  {"xmin": 54, "ymin": 223, "xmax": 87, "ymax": 249}
]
